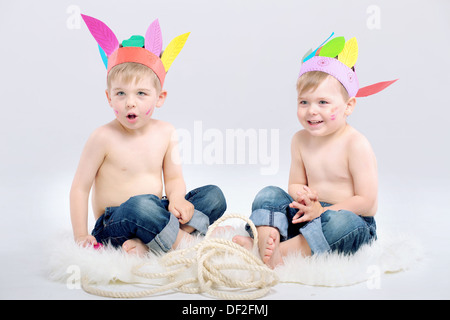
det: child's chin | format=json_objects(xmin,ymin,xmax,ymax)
[{"xmin": 305, "ymin": 127, "xmax": 328, "ymax": 137}]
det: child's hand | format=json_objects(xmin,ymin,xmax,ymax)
[
  {"xmin": 294, "ymin": 185, "xmax": 318, "ymax": 203},
  {"xmin": 169, "ymin": 198, "xmax": 195, "ymax": 224},
  {"xmin": 290, "ymin": 186, "xmax": 324, "ymax": 224},
  {"xmin": 75, "ymin": 235, "xmax": 98, "ymax": 247}
]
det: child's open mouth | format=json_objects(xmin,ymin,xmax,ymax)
[
  {"xmin": 308, "ymin": 120, "xmax": 323, "ymax": 125},
  {"xmin": 126, "ymin": 113, "xmax": 138, "ymax": 122}
]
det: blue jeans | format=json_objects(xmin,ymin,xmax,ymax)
[
  {"xmin": 92, "ymin": 185, "xmax": 227, "ymax": 253},
  {"xmin": 247, "ymin": 186, "xmax": 377, "ymax": 255}
]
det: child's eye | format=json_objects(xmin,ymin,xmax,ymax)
[
  {"xmin": 298, "ymin": 100, "xmax": 308, "ymax": 106},
  {"xmin": 116, "ymin": 91, "xmax": 125, "ymax": 96},
  {"xmin": 137, "ymin": 91, "xmax": 147, "ymax": 96},
  {"xmin": 319, "ymin": 100, "xmax": 328, "ymax": 105}
]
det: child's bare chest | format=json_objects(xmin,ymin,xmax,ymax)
[
  {"xmin": 104, "ymin": 136, "xmax": 167, "ymax": 174},
  {"xmin": 301, "ymin": 142, "xmax": 350, "ymax": 183}
]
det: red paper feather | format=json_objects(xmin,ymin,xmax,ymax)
[{"xmin": 356, "ymin": 79, "xmax": 398, "ymax": 97}]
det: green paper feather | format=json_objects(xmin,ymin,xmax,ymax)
[
  {"xmin": 319, "ymin": 36, "xmax": 345, "ymax": 58},
  {"xmin": 338, "ymin": 37, "xmax": 358, "ymax": 68},
  {"xmin": 122, "ymin": 35, "xmax": 145, "ymax": 48}
]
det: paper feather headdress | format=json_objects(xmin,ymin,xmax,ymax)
[
  {"xmin": 81, "ymin": 14, "xmax": 190, "ymax": 88},
  {"xmin": 299, "ymin": 33, "xmax": 397, "ymax": 98}
]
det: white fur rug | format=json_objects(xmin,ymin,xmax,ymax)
[{"xmin": 47, "ymin": 216, "xmax": 423, "ymax": 298}]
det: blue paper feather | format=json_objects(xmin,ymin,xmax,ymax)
[{"xmin": 98, "ymin": 44, "xmax": 108, "ymax": 69}]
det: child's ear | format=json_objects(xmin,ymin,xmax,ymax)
[
  {"xmin": 345, "ymin": 97, "xmax": 356, "ymax": 116},
  {"xmin": 105, "ymin": 89, "xmax": 112, "ymax": 106},
  {"xmin": 156, "ymin": 90, "xmax": 168, "ymax": 108}
]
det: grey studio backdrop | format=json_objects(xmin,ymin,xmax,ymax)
[{"xmin": 1, "ymin": 0, "xmax": 449, "ymax": 299}]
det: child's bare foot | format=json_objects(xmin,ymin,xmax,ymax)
[
  {"xmin": 232, "ymin": 235, "xmax": 254, "ymax": 251},
  {"xmin": 258, "ymin": 227, "xmax": 282, "ymax": 269},
  {"xmin": 122, "ymin": 238, "xmax": 149, "ymax": 257}
]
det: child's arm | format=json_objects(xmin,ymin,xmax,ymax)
[
  {"xmin": 327, "ymin": 135, "xmax": 378, "ymax": 216},
  {"xmin": 70, "ymin": 129, "xmax": 107, "ymax": 245},
  {"xmin": 288, "ymin": 132, "xmax": 309, "ymax": 200},
  {"xmin": 288, "ymin": 132, "xmax": 322, "ymax": 223},
  {"xmin": 163, "ymin": 127, "xmax": 194, "ymax": 224}
]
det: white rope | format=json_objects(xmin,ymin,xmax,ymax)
[{"xmin": 81, "ymin": 214, "xmax": 279, "ymax": 299}]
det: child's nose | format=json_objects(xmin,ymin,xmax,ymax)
[
  {"xmin": 308, "ymin": 104, "xmax": 319, "ymax": 115},
  {"xmin": 126, "ymin": 96, "xmax": 136, "ymax": 108}
]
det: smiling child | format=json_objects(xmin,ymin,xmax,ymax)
[{"xmin": 234, "ymin": 35, "xmax": 396, "ymax": 268}]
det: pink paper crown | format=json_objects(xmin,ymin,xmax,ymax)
[
  {"xmin": 81, "ymin": 14, "xmax": 190, "ymax": 88},
  {"xmin": 298, "ymin": 33, "xmax": 397, "ymax": 98}
]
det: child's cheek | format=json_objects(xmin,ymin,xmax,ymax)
[
  {"xmin": 114, "ymin": 109, "xmax": 119, "ymax": 116},
  {"xmin": 329, "ymin": 107, "xmax": 337, "ymax": 120},
  {"xmin": 145, "ymin": 107, "xmax": 153, "ymax": 116}
]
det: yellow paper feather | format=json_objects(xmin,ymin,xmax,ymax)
[
  {"xmin": 338, "ymin": 37, "xmax": 358, "ymax": 68},
  {"xmin": 161, "ymin": 32, "xmax": 190, "ymax": 72}
]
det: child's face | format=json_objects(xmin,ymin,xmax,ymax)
[
  {"xmin": 106, "ymin": 76, "xmax": 166, "ymax": 130},
  {"xmin": 297, "ymin": 76, "xmax": 355, "ymax": 137}
]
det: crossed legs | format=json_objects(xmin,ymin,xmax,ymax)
[{"xmin": 123, "ymin": 226, "xmax": 194, "ymax": 256}]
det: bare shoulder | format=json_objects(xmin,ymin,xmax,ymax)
[
  {"xmin": 150, "ymin": 119, "xmax": 176, "ymax": 139},
  {"xmin": 346, "ymin": 126, "xmax": 372, "ymax": 147},
  {"xmin": 345, "ymin": 126, "xmax": 375, "ymax": 157},
  {"xmin": 87, "ymin": 122, "xmax": 114, "ymax": 144},
  {"xmin": 291, "ymin": 129, "xmax": 309, "ymax": 146},
  {"xmin": 152, "ymin": 119, "xmax": 175, "ymax": 132}
]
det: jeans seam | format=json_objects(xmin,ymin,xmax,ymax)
[
  {"xmin": 153, "ymin": 234, "xmax": 169, "ymax": 252},
  {"xmin": 328, "ymin": 225, "xmax": 372, "ymax": 248},
  {"xmin": 96, "ymin": 218, "xmax": 157, "ymax": 239},
  {"xmin": 148, "ymin": 213, "xmax": 179, "ymax": 253},
  {"xmin": 269, "ymin": 210, "xmax": 274, "ymax": 227}
]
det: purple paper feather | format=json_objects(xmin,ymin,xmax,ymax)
[
  {"xmin": 145, "ymin": 19, "xmax": 163, "ymax": 56},
  {"xmin": 81, "ymin": 14, "xmax": 119, "ymax": 56}
]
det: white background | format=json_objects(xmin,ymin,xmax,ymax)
[{"xmin": 1, "ymin": 0, "xmax": 449, "ymax": 299}]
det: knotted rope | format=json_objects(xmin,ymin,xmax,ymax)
[{"xmin": 81, "ymin": 214, "xmax": 279, "ymax": 299}]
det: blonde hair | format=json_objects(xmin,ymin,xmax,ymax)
[
  {"xmin": 296, "ymin": 71, "xmax": 349, "ymax": 101},
  {"xmin": 107, "ymin": 62, "xmax": 161, "ymax": 92}
]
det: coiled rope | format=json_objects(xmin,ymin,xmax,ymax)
[{"xmin": 81, "ymin": 214, "xmax": 279, "ymax": 299}]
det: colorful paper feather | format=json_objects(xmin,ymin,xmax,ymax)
[
  {"xmin": 98, "ymin": 44, "xmax": 108, "ymax": 68},
  {"xmin": 338, "ymin": 37, "xmax": 358, "ymax": 68},
  {"xmin": 319, "ymin": 36, "xmax": 345, "ymax": 58},
  {"xmin": 145, "ymin": 19, "xmax": 163, "ymax": 57},
  {"xmin": 302, "ymin": 32, "xmax": 335, "ymax": 63},
  {"xmin": 161, "ymin": 32, "xmax": 190, "ymax": 72},
  {"xmin": 81, "ymin": 14, "xmax": 119, "ymax": 56},
  {"xmin": 356, "ymin": 79, "xmax": 398, "ymax": 97},
  {"xmin": 301, "ymin": 48, "xmax": 313, "ymax": 64}
]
